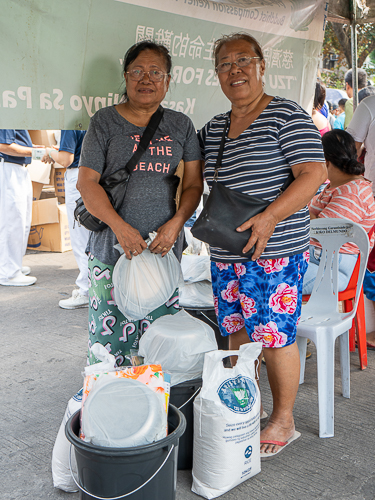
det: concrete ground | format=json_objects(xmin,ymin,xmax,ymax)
[{"xmin": 1, "ymin": 249, "xmax": 374, "ymax": 500}]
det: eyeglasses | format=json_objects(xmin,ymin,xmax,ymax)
[
  {"xmin": 216, "ymin": 56, "xmax": 261, "ymax": 74},
  {"xmin": 126, "ymin": 69, "xmax": 169, "ymax": 82}
]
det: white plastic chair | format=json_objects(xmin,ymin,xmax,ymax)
[{"xmin": 297, "ymin": 218, "xmax": 369, "ymax": 438}]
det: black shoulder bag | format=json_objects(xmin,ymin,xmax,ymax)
[
  {"xmin": 191, "ymin": 115, "xmax": 294, "ymax": 257},
  {"xmin": 74, "ymin": 105, "xmax": 164, "ymax": 231}
]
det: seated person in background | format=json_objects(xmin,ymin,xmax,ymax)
[
  {"xmin": 333, "ymin": 98, "xmax": 347, "ymax": 130},
  {"xmin": 327, "ymin": 101, "xmax": 336, "ymax": 129},
  {"xmin": 303, "ymin": 130, "xmax": 375, "ymax": 295},
  {"xmin": 312, "ymin": 81, "xmax": 331, "ymax": 137}
]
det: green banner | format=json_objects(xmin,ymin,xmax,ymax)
[{"xmin": 0, "ymin": 0, "xmax": 327, "ymax": 130}]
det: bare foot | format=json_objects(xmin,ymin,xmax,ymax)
[
  {"xmin": 366, "ymin": 331, "xmax": 375, "ymax": 347},
  {"xmin": 260, "ymin": 416, "xmax": 295, "ymax": 454}
]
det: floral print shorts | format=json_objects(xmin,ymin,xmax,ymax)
[{"xmin": 211, "ymin": 252, "xmax": 309, "ymax": 348}]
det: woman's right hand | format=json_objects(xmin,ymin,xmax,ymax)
[{"xmin": 114, "ymin": 220, "xmax": 148, "ymax": 260}]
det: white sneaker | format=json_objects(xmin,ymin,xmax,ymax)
[
  {"xmin": 22, "ymin": 266, "xmax": 31, "ymax": 275},
  {"xmin": 59, "ymin": 289, "xmax": 89, "ymax": 309},
  {"xmin": 0, "ymin": 271, "xmax": 37, "ymax": 287}
]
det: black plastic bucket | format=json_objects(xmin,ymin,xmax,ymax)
[
  {"xmin": 65, "ymin": 404, "xmax": 186, "ymax": 500},
  {"xmin": 170, "ymin": 378, "xmax": 202, "ymax": 470}
]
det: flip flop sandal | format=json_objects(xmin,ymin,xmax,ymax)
[{"xmin": 260, "ymin": 431, "xmax": 302, "ymax": 460}]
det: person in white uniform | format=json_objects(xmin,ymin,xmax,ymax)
[
  {"xmin": 347, "ymin": 95, "xmax": 375, "ymax": 349},
  {"xmin": 347, "ymin": 95, "xmax": 375, "ymax": 194},
  {"xmin": 43, "ymin": 130, "xmax": 89, "ymax": 309},
  {"xmin": 0, "ymin": 130, "xmax": 41, "ymax": 286}
]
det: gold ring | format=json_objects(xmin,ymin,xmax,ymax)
[{"xmin": 133, "ymin": 250, "xmax": 138, "ymax": 254}]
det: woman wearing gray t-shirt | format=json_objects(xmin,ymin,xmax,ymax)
[{"xmin": 77, "ymin": 41, "xmax": 203, "ymax": 366}]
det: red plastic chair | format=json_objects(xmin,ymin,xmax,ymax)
[{"xmin": 303, "ymin": 226, "xmax": 374, "ymax": 371}]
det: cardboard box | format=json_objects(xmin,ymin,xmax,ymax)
[
  {"xmin": 27, "ymin": 198, "xmax": 71, "ymax": 252},
  {"xmin": 27, "ymin": 161, "xmax": 52, "ymax": 185},
  {"xmin": 53, "ymin": 166, "xmax": 66, "ymax": 198},
  {"xmin": 40, "ymin": 186, "xmax": 56, "ymax": 200},
  {"xmin": 28, "ymin": 130, "xmax": 57, "ymax": 148},
  {"xmin": 32, "ymin": 181, "xmax": 43, "ymax": 201}
]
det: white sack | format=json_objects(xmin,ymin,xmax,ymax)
[
  {"xmin": 179, "ymin": 281, "xmax": 214, "ymax": 308},
  {"xmin": 51, "ymin": 388, "xmax": 82, "ymax": 492},
  {"xmin": 113, "ymin": 244, "xmax": 183, "ymax": 321},
  {"xmin": 192, "ymin": 343, "xmax": 262, "ymax": 499},
  {"xmin": 138, "ymin": 309, "xmax": 217, "ymax": 386}
]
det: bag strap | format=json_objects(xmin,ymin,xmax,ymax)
[
  {"xmin": 213, "ymin": 113, "xmax": 294, "ymax": 192},
  {"xmin": 101, "ymin": 105, "xmax": 164, "ymax": 180},
  {"xmin": 213, "ymin": 115, "xmax": 229, "ymax": 181},
  {"xmin": 124, "ymin": 105, "xmax": 164, "ymax": 175}
]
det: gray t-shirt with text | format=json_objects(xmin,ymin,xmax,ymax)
[{"xmin": 79, "ymin": 106, "xmax": 201, "ymax": 265}]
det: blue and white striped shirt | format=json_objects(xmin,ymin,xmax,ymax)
[{"xmin": 198, "ymin": 97, "xmax": 325, "ymax": 262}]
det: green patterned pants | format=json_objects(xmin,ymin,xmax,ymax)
[{"xmin": 88, "ymin": 254, "xmax": 179, "ymax": 366}]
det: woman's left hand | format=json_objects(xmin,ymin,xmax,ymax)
[
  {"xmin": 237, "ymin": 211, "xmax": 278, "ymax": 261},
  {"xmin": 149, "ymin": 219, "xmax": 183, "ymax": 257}
]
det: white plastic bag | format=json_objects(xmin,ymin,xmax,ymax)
[
  {"xmin": 179, "ymin": 281, "xmax": 214, "ymax": 308},
  {"xmin": 113, "ymin": 236, "xmax": 183, "ymax": 321},
  {"xmin": 51, "ymin": 389, "xmax": 82, "ymax": 492},
  {"xmin": 179, "ymin": 255, "xmax": 213, "ymax": 307},
  {"xmin": 138, "ymin": 309, "xmax": 217, "ymax": 386},
  {"xmin": 85, "ymin": 342, "xmax": 117, "ymax": 375},
  {"xmin": 181, "ymin": 254, "xmax": 211, "ymax": 283},
  {"xmin": 192, "ymin": 343, "xmax": 262, "ymax": 499},
  {"xmin": 184, "ymin": 226, "xmax": 203, "ymax": 255}
]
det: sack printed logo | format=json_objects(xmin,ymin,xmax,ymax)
[
  {"xmin": 232, "ymin": 388, "xmax": 249, "ymax": 408},
  {"xmin": 244, "ymin": 445, "xmax": 253, "ymax": 459},
  {"xmin": 217, "ymin": 375, "xmax": 257, "ymax": 414}
]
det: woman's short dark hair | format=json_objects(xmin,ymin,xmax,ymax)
[
  {"xmin": 322, "ymin": 130, "xmax": 365, "ymax": 175},
  {"xmin": 121, "ymin": 41, "xmax": 172, "ymax": 100},
  {"xmin": 213, "ymin": 32, "xmax": 264, "ymax": 69},
  {"xmin": 314, "ymin": 81, "xmax": 326, "ymax": 110}
]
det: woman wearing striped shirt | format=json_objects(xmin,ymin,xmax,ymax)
[
  {"xmin": 303, "ymin": 129, "xmax": 375, "ymax": 295},
  {"xmin": 198, "ymin": 33, "xmax": 327, "ymax": 459}
]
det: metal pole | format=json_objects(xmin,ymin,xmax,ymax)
[{"xmin": 351, "ymin": 0, "xmax": 358, "ymax": 111}]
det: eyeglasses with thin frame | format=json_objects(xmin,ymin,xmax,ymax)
[
  {"xmin": 126, "ymin": 69, "xmax": 169, "ymax": 82},
  {"xmin": 216, "ymin": 56, "xmax": 261, "ymax": 74}
]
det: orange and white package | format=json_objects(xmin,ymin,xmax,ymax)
[
  {"xmin": 80, "ymin": 364, "xmax": 169, "ymax": 441},
  {"xmin": 82, "ymin": 364, "xmax": 166, "ymax": 410}
]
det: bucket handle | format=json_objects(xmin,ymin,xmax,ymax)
[
  {"xmin": 178, "ymin": 387, "xmax": 201, "ymax": 410},
  {"xmin": 69, "ymin": 443, "xmax": 174, "ymax": 500},
  {"xmin": 199, "ymin": 311, "xmax": 217, "ymax": 327}
]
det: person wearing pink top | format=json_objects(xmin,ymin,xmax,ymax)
[
  {"xmin": 312, "ymin": 82, "xmax": 331, "ymax": 138},
  {"xmin": 303, "ymin": 129, "xmax": 375, "ymax": 294}
]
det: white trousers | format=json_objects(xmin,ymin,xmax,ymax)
[
  {"xmin": 65, "ymin": 168, "xmax": 90, "ymax": 295},
  {"xmin": 0, "ymin": 160, "xmax": 32, "ymax": 281}
]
